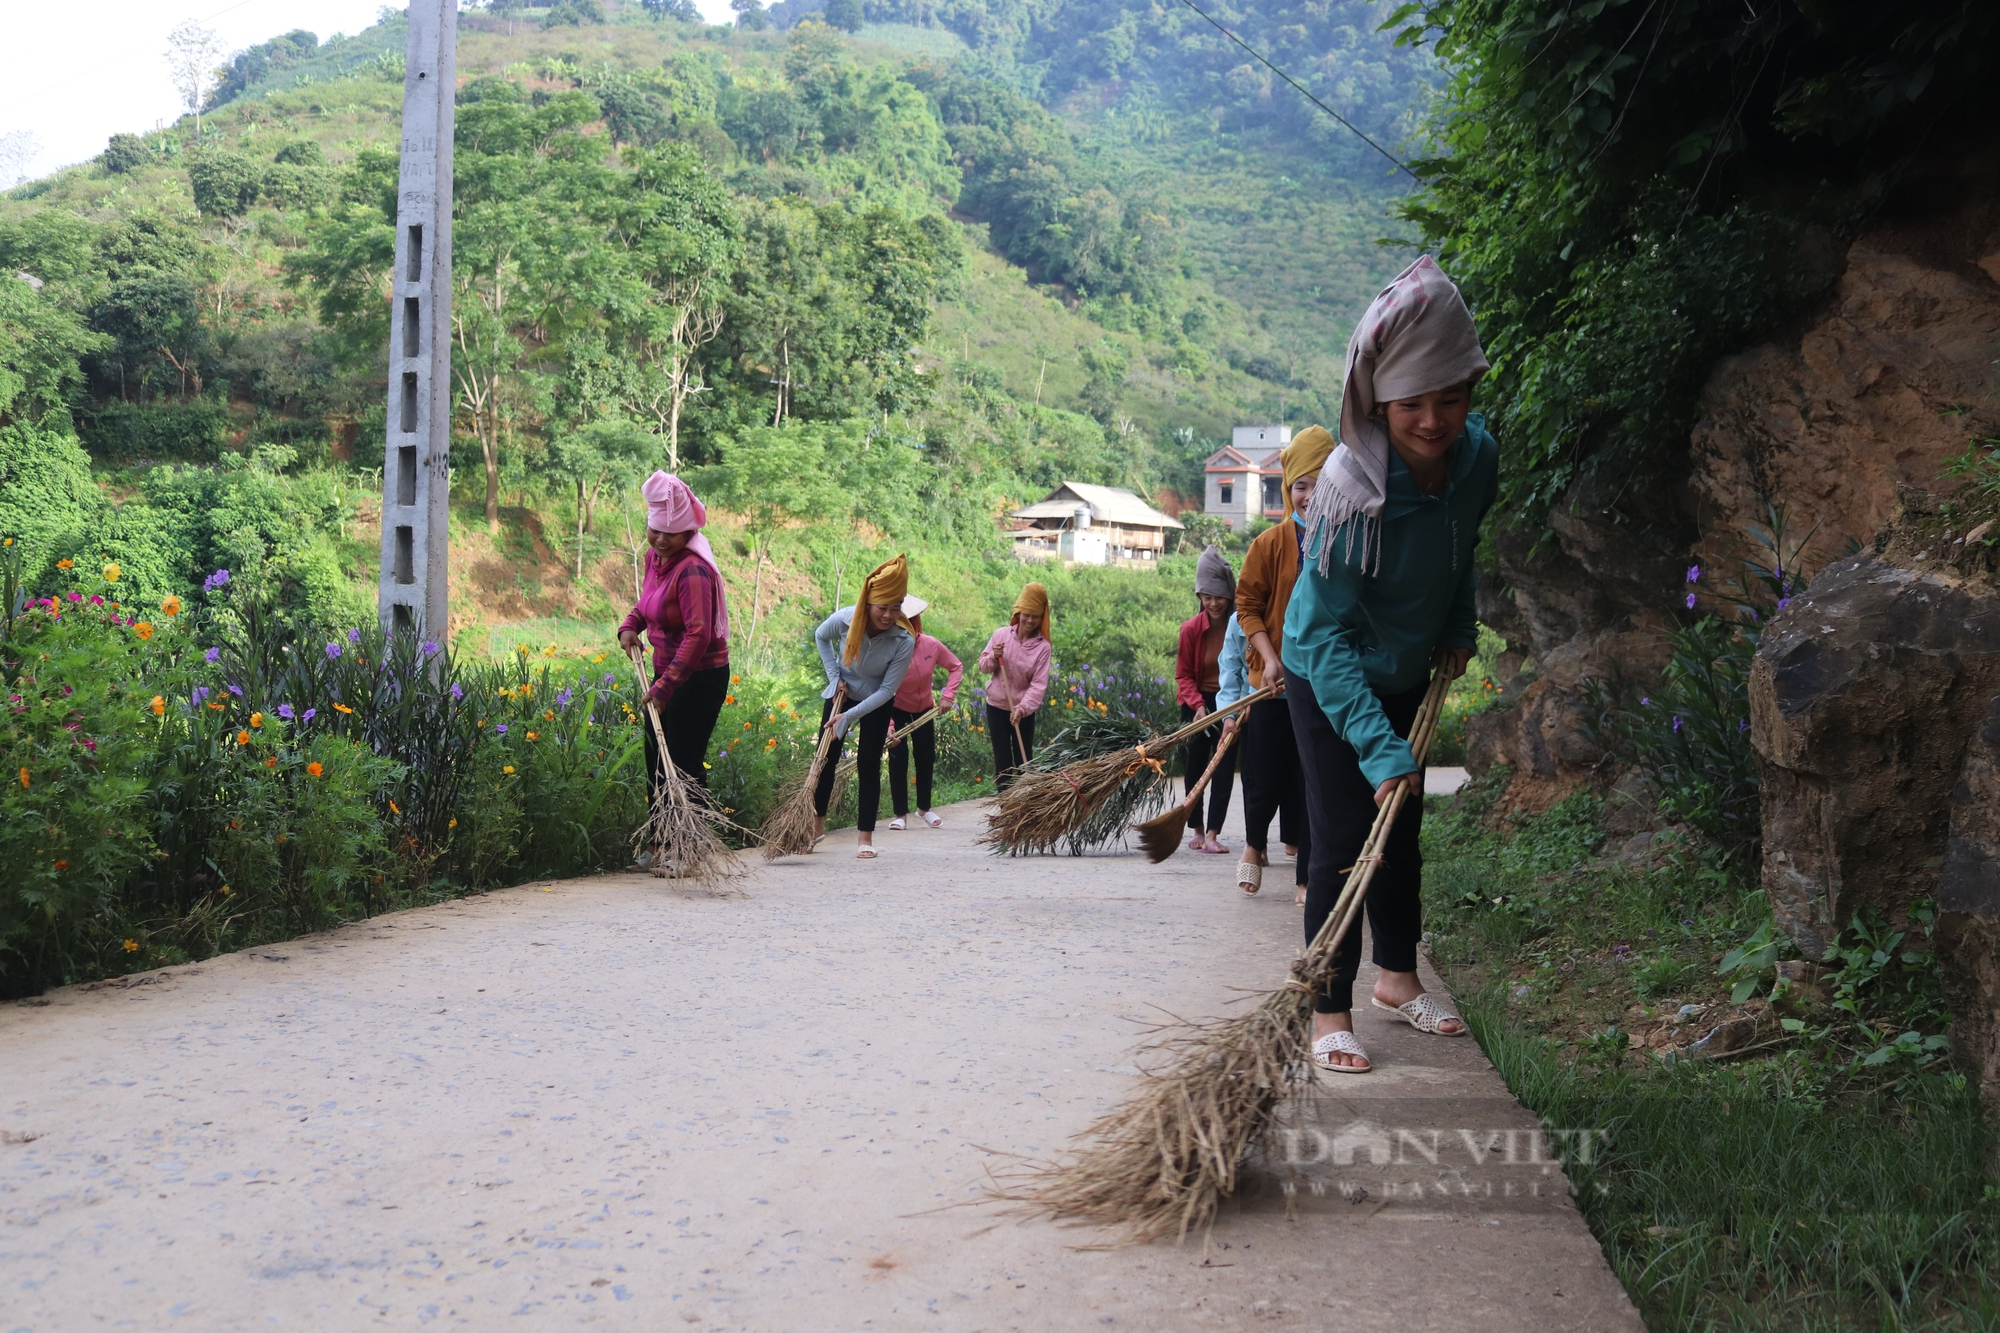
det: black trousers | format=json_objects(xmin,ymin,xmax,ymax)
[
  {"xmin": 1288, "ymin": 665, "xmax": 1428, "ymax": 1014},
  {"xmin": 888, "ymin": 706, "xmax": 936, "ymax": 815},
  {"xmin": 644, "ymin": 663, "xmax": 729, "ymax": 793},
  {"xmin": 987, "ymin": 704, "xmax": 1036, "ymax": 790},
  {"xmin": 1179, "ymin": 692, "xmax": 1238, "ymax": 835},
  {"xmin": 1239, "ymin": 694, "xmax": 1309, "ymax": 885},
  {"xmin": 814, "ymin": 697, "xmax": 893, "ymax": 832}
]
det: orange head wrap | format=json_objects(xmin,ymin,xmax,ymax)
[
  {"xmin": 1281, "ymin": 426, "xmax": 1336, "ymax": 519},
  {"xmin": 842, "ymin": 555, "xmax": 914, "ymax": 664},
  {"xmin": 1010, "ymin": 582, "xmax": 1050, "ymax": 640}
]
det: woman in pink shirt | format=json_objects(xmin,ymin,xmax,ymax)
[
  {"xmin": 885, "ymin": 596, "xmax": 963, "ymax": 829},
  {"xmin": 976, "ymin": 582, "xmax": 1053, "ymax": 790}
]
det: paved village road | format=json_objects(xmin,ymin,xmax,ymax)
[{"xmin": 2, "ymin": 795, "xmax": 1639, "ymax": 1332}]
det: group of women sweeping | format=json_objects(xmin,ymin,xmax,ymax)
[{"xmin": 616, "ymin": 255, "xmax": 1497, "ymax": 1078}]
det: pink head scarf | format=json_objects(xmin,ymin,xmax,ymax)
[{"xmin": 642, "ymin": 470, "xmax": 721, "ymax": 578}]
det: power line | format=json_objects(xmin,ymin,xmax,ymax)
[{"xmin": 1171, "ymin": 0, "xmax": 1416, "ymax": 179}]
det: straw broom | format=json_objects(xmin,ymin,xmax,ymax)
[
  {"xmin": 997, "ymin": 668, "xmax": 1451, "ymax": 1242},
  {"xmin": 760, "ymin": 684, "xmax": 847, "ymax": 860},
  {"xmin": 1132, "ymin": 718, "xmax": 1242, "ymax": 863},
  {"xmin": 825, "ymin": 700, "xmax": 950, "ymax": 787},
  {"xmin": 625, "ymin": 648, "xmax": 745, "ymax": 887},
  {"xmin": 981, "ymin": 685, "xmax": 1275, "ymax": 857}
]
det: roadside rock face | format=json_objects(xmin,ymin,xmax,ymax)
[
  {"xmin": 1690, "ymin": 219, "xmax": 2000, "ymax": 578},
  {"xmin": 1943, "ymin": 696, "xmax": 2000, "ymax": 1111},
  {"xmin": 1750, "ymin": 554, "xmax": 2000, "ymax": 1103}
]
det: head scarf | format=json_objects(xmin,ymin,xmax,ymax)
[
  {"xmin": 642, "ymin": 470, "xmax": 721, "ymax": 576},
  {"xmin": 1195, "ymin": 544, "xmax": 1235, "ymax": 600},
  {"xmin": 1280, "ymin": 426, "xmax": 1336, "ymax": 520},
  {"xmin": 843, "ymin": 554, "xmax": 914, "ymax": 664},
  {"xmin": 1010, "ymin": 582, "xmax": 1050, "ymax": 640},
  {"xmin": 1302, "ymin": 255, "xmax": 1488, "ymax": 574}
]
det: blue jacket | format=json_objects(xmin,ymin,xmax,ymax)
[
  {"xmin": 1216, "ymin": 613, "xmax": 1249, "ymax": 710},
  {"xmin": 1281, "ymin": 415, "xmax": 1497, "ymax": 786}
]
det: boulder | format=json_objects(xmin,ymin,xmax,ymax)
[{"xmin": 1750, "ymin": 553, "xmax": 2000, "ymax": 1105}]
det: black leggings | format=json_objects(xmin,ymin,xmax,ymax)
[
  {"xmin": 1238, "ymin": 694, "xmax": 1309, "ymax": 884},
  {"xmin": 1179, "ymin": 692, "xmax": 1238, "ymax": 835},
  {"xmin": 987, "ymin": 704, "xmax": 1036, "ymax": 790},
  {"xmin": 644, "ymin": 663, "xmax": 729, "ymax": 793},
  {"xmin": 1288, "ymin": 665, "xmax": 1428, "ymax": 1014},
  {"xmin": 813, "ymin": 697, "xmax": 893, "ymax": 832},
  {"xmin": 888, "ymin": 706, "xmax": 936, "ymax": 815}
]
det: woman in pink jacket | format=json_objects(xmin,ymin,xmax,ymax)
[
  {"xmin": 886, "ymin": 595, "xmax": 963, "ymax": 829},
  {"xmin": 977, "ymin": 582, "xmax": 1052, "ymax": 790}
]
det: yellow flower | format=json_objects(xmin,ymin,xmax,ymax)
[
  {"xmin": 220, "ymin": 885, "xmax": 231, "ymax": 896},
  {"xmin": 149, "ymin": 695, "xmax": 165, "ymax": 715},
  {"xmin": 306, "ymin": 761, "xmax": 324, "ymax": 777},
  {"xmin": 249, "ymin": 712, "xmax": 263, "ymax": 728},
  {"xmin": 516, "ymin": 644, "xmax": 530, "ymax": 656},
  {"xmin": 333, "ymin": 702, "xmax": 353, "ymax": 714},
  {"xmin": 122, "ymin": 938, "xmax": 139, "ymax": 953},
  {"xmin": 160, "ymin": 595, "xmax": 181, "ymax": 617},
  {"xmin": 543, "ymin": 709, "xmax": 554, "ymax": 721},
  {"xmin": 448, "ymin": 818, "xmax": 457, "ymax": 829},
  {"xmin": 102, "ymin": 562, "xmax": 121, "ymax": 583},
  {"xmin": 2, "ymin": 537, "xmax": 10, "ymax": 546},
  {"xmin": 503, "ymin": 765, "xmax": 515, "ymax": 774},
  {"xmin": 526, "ymin": 731, "xmax": 539, "ymax": 741},
  {"xmin": 542, "ymin": 644, "xmax": 556, "ymax": 657}
]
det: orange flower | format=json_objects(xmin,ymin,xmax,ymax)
[
  {"xmin": 207, "ymin": 702, "xmax": 224, "ymax": 710},
  {"xmin": 236, "ymin": 730, "xmax": 249, "ymax": 744},
  {"xmin": 306, "ymin": 761, "xmax": 324, "ymax": 777},
  {"xmin": 731, "ymin": 674, "xmax": 742, "ymax": 684},
  {"xmin": 389, "ymin": 800, "xmax": 401, "ymax": 815},
  {"xmin": 726, "ymin": 694, "xmax": 737, "ymax": 705},
  {"xmin": 17, "ymin": 768, "xmax": 26, "ymax": 789},
  {"xmin": 160, "ymin": 595, "xmax": 181, "ymax": 617},
  {"xmin": 332, "ymin": 703, "xmax": 353, "ymax": 714},
  {"xmin": 525, "ymin": 731, "xmax": 540, "ymax": 741},
  {"xmin": 263, "ymin": 757, "xmax": 277, "ymax": 768},
  {"xmin": 249, "ymin": 712, "xmax": 263, "ymax": 728},
  {"xmin": 543, "ymin": 709, "xmax": 554, "ymax": 721},
  {"xmin": 122, "ymin": 938, "xmax": 139, "ymax": 953},
  {"xmin": 133, "ymin": 622, "xmax": 155, "ymax": 641},
  {"xmin": 149, "ymin": 695, "xmax": 165, "ymax": 715},
  {"xmin": 53, "ymin": 859, "xmax": 68, "ymax": 871},
  {"xmin": 56, "ymin": 558, "xmax": 73, "ymax": 569}
]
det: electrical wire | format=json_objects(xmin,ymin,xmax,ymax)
[{"xmin": 1171, "ymin": 0, "xmax": 1417, "ymax": 178}]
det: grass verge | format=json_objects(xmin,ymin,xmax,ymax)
[{"xmin": 1425, "ymin": 774, "xmax": 2000, "ymax": 1331}]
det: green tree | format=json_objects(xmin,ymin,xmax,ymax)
[
  {"xmin": 102, "ymin": 134, "xmax": 151, "ymax": 175},
  {"xmin": 188, "ymin": 151, "xmax": 261, "ymax": 217},
  {"xmin": 823, "ymin": 0, "xmax": 864, "ymax": 32}
]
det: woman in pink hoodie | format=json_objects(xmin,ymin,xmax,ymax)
[
  {"xmin": 976, "ymin": 582, "xmax": 1053, "ymax": 790},
  {"xmin": 886, "ymin": 596, "xmax": 963, "ymax": 829}
]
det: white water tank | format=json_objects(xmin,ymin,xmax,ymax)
[{"xmin": 1073, "ymin": 505, "xmax": 1092, "ymax": 529}]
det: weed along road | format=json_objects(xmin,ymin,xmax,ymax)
[{"xmin": 0, "ymin": 799, "xmax": 1638, "ymax": 1331}]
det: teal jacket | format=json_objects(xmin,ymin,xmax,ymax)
[{"xmin": 1281, "ymin": 415, "xmax": 1497, "ymax": 787}]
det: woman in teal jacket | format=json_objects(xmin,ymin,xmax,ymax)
[{"xmin": 1281, "ymin": 255, "xmax": 1495, "ymax": 1074}]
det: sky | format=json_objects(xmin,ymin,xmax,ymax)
[{"xmin": 0, "ymin": 0, "xmax": 738, "ymax": 184}]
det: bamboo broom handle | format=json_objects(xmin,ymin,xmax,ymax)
[
  {"xmin": 1143, "ymin": 684, "xmax": 1276, "ymax": 757},
  {"xmin": 1174, "ymin": 719, "xmax": 1241, "ymax": 812},
  {"xmin": 627, "ymin": 646, "xmax": 677, "ymax": 781}
]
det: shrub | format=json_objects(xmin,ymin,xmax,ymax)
[
  {"xmin": 76, "ymin": 397, "xmax": 230, "ymax": 461},
  {"xmin": 188, "ymin": 151, "xmax": 261, "ymax": 216},
  {"xmin": 261, "ymin": 162, "xmax": 335, "ymax": 211},
  {"xmin": 103, "ymin": 134, "xmax": 151, "ymax": 175}
]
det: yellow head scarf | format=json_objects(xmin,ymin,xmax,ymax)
[
  {"xmin": 842, "ymin": 555, "xmax": 914, "ymax": 664},
  {"xmin": 1010, "ymin": 582, "xmax": 1050, "ymax": 640},
  {"xmin": 1281, "ymin": 426, "xmax": 1337, "ymax": 519}
]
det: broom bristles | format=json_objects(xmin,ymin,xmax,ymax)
[
  {"xmin": 1132, "ymin": 805, "xmax": 1190, "ymax": 863},
  {"xmin": 1003, "ymin": 669, "xmax": 1452, "ymax": 1241},
  {"xmin": 760, "ymin": 687, "xmax": 846, "ymax": 860},
  {"xmin": 626, "ymin": 651, "xmax": 745, "ymax": 888}
]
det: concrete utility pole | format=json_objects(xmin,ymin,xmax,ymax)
[{"xmin": 378, "ymin": 0, "xmax": 457, "ymax": 641}]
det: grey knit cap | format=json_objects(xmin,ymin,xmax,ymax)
[{"xmin": 1195, "ymin": 544, "xmax": 1235, "ymax": 599}]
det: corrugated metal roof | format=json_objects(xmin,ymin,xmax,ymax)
[{"xmin": 1009, "ymin": 481, "xmax": 1185, "ymax": 530}]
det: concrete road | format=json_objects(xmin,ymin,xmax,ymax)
[{"xmin": 1, "ymin": 797, "xmax": 1639, "ymax": 1331}]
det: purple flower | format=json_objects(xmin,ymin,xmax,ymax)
[
  {"xmin": 227, "ymin": 684, "xmax": 242, "ymax": 697},
  {"xmin": 202, "ymin": 568, "xmax": 231, "ymax": 592},
  {"xmin": 602, "ymin": 673, "xmax": 615, "ymax": 685},
  {"xmin": 1672, "ymin": 715, "xmax": 1683, "ymax": 732},
  {"xmin": 194, "ymin": 685, "xmax": 210, "ymax": 703},
  {"xmin": 328, "ymin": 641, "xmax": 347, "ymax": 660},
  {"xmin": 1777, "ymin": 597, "xmax": 1791, "ymax": 611},
  {"xmin": 277, "ymin": 704, "xmax": 294, "ymax": 721},
  {"xmin": 420, "ymin": 640, "xmax": 440, "ymax": 658},
  {"xmin": 1640, "ymin": 696, "xmax": 1650, "ymax": 706},
  {"xmin": 204, "ymin": 646, "xmax": 220, "ymax": 663},
  {"xmin": 1686, "ymin": 565, "xmax": 1700, "ymax": 583},
  {"xmin": 1738, "ymin": 718, "xmax": 1748, "ymax": 732},
  {"xmin": 303, "ymin": 708, "xmax": 316, "ymax": 722},
  {"xmin": 1685, "ymin": 592, "xmax": 1697, "ymax": 609},
  {"xmin": 556, "ymin": 688, "xmax": 573, "ymax": 709},
  {"xmin": 348, "ymin": 627, "xmax": 362, "ymax": 644},
  {"xmin": 450, "ymin": 682, "xmax": 464, "ymax": 700},
  {"xmin": 495, "ymin": 723, "xmax": 508, "ymax": 735}
]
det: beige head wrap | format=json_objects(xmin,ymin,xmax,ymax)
[{"xmin": 1302, "ymin": 255, "xmax": 1488, "ymax": 573}]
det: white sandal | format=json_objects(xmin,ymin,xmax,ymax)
[
  {"xmin": 1311, "ymin": 1030, "xmax": 1371, "ymax": 1074},
  {"xmin": 922, "ymin": 811, "xmax": 942, "ymax": 828},
  {"xmin": 887, "ymin": 817, "xmax": 906, "ymax": 831},
  {"xmin": 1236, "ymin": 860, "xmax": 1262, "ymax": 895},
  {"xmin": 1371, "ymin": 992, "xmax": 1467, "ymax": 1036}
]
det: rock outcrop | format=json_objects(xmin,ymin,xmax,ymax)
[{"xmin": 1750, "ymin": 547, "xmax": 2000, "ymax": 1106}]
